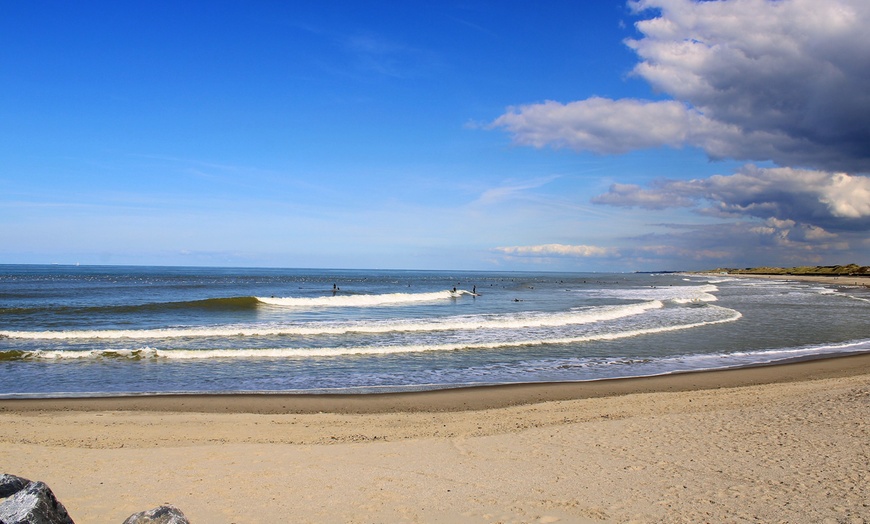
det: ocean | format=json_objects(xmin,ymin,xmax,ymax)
[{"xmin": 1, "ymin": 264, "xmax": 868, "ymax": 398}]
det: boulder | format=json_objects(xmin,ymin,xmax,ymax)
[
  {"xmin": 1, "ymin": 474, "xmax": 190, "ymax": 524},
  {"xmin": 122, "ymin": 504, "xmax": 190, "ymax": 524},
  {"xmin": 0, "ymin": 474, "xmax": 31, "ymax": 498},
  {"xmin": 0, "ymin": 480, "xmax": 75, "ymax": 524}
]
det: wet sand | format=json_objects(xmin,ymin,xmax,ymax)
[
  {"xmin": 2, "ymin": 354, "xmax": 869, "ymax": 522},
  {"xmin": 711, "ymin": 272, "xmax": 870, "ymax": 287}
]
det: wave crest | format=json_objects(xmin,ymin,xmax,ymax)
[
  {"xmin": 1, "ymin": 305, "xmax": 743, "ymax": 360},
  {"xmin": 256, "ymin": 290, "xmax": 465, "ymax": 308},
  {"xmin": 0, "ymin": 300, "xmax": 663, "ymax": 340}
]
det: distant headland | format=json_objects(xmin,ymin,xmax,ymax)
[{"xmin": 707, "ymin": 264, "xmax": 869, "ymax": 277}]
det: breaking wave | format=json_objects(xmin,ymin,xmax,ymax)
[
  {"xmin": 0, "ymin": 300, "xmax": 663, "ymax": 340},
  {"xmin": 1, "ymin": 305, "xmax": 742, "ymax": 360},
  {"xmin": 0, "ymin": 289, "xmax": 470, "ymax": 319},
  {"xmin": 257, "ymin": 289, "xmax": 470, "ymax": 308}
]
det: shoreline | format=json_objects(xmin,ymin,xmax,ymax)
[
  {"xmin": 2, "ymin": 352, "xmax": 869, "ymax": 522},
  {"xmin": 3, "ymin": 351, "xmax": 869, "ymax": 414},
  {"xmin": 705, "ymin": 271, "xmax": 870, "ymax": 287},
  {"xmin": 3, "ymin": 272, "xmax": 869, "ymax": 521}
]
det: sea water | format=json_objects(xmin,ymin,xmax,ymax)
[{"xmin": 1, "ymin": 265, "xmax": 868, "ymax": 397}]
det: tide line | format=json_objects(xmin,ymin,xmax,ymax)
[
  {"xmin": 0, "ymin": 301, "xmax": 664, "ymax": 340},
  {"xmin": 7, "ymin": 307, "xmax": 742, "ymax": 360}
]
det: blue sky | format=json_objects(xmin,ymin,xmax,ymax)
[{"xmin": 2, "ymin": 0, "xmax": 868, "ymax": 271}]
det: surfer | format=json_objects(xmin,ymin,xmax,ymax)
[{"xmin": 472, "ymin": 285, "xmax": 476, "ymax": 295}]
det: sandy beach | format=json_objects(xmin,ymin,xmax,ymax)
[
  {"xmin": 711, "ymin": 272, "xmax": 870, "ymax": 288},
  {"xmin": 1, "ymin": 354, "xmax": 869, "ymax": 523}
]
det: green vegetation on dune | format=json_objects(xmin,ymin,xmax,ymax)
[{"xmin": 709, "ymin": 264, "xmax": 869, "ymax": 276}]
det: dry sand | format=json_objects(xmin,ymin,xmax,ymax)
[{"xmin": 2, "ymin": 354, "xmax": 869, "ymax": 523}]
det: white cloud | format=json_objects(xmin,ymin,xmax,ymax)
[
  {"xmin": 593, "ymin": 165, "xmax": 870, "ymax": 231},
  {"xmin": 591, "ymin": 181, "xmax": 695, "ymax": 209},
  {"xmin": 346, "ymin": 33, "xmax": 438, "ymax": 78},
  {"xmin": 473, "ymin": 176, "xmax": 560, "ymax": 205},
  {"xmin": 491, "ymin": 98, "xmax": 706, "ymax": 154},
  {"xmin": 820, "ymin": 173, "xmax": 870, "ymax": 219},
  {"xmin": 487, "ymin": 0, "xmax": 870, "ymax": 268},
  {"xmin": 495, "ymin": 243, "xmax": 618, "ymax": 258},
  {"xmin": 623, "ymin": 220, "xmax": 860, "ymax": 267},
  {"xmin": 491, "ymin": 0, "xmax": 870, "ymax": 172}
]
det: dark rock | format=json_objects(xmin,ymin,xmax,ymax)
[
  {"xmin": 0, "ymin": 474, "xmax": 31, "ymax": 498},
  {"xmin": 0, "ymin": 480, "xmax": 75, "ymax": 524},
  {"xmin": 122, "ymin": 504, "xmax": 190, "ymax": 524}
]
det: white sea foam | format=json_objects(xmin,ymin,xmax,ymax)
[
  {"xmin": 15, "ymin": 306, "xmax": 742, "ymax": 359},
  {"xmin": 5, "ymin": 267, "xmax": 868, "ymax": 397},
  {"xmin": 515, "ymin": 338, "xmax": 870, "ymax": 379},
  {"xmin": 650, "ymin": 338, "xmax": 870, "ymax": 371},
  {"xmin": 257, "ymin": 290, "xmax": 463, "ymax": 308},
  {"xmin": 0, "ymin": 300, "xmax": 664, "ymax": 340},
  {"xmin": 671, "ymin": 295, "xmax": 716, "ymax": 304},
  {"xmin": 21, "ymin": 348, "xmax": 159, "ymax": 360},
  {"xmin": 583, "ymin": 283, "xmax": 719, "ymax": 303}
]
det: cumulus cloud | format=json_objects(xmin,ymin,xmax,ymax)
[
  {"xmin": 592, "ymin": 165, "xmax": 870, "ymax": 231},
  {"xmin": 491, "ymin": 0, "xmax": 870, "ymax": 172},
  {"xmin": 489, "ymin": 0, "xmax": 870, "ymax": 268},
  {"xmin": 490, "ymin": 97, "xmax": 776, "ymax": 160},
  {"xmin": 642, "ymin": 219, "xmax": 857, "ymax": 264},
  {"xmin": 591, "ymin": 180, "xmax": 695, "ymax": 209},
  {"xmin": 494, "ymin": 244, "xmax": 618, "ymax": 258},
  {"xmin": 492, "ymin": 98, "xmax": 705, "ymax": 154},
  {"xmin": 494, "ymin": 223, "xmax": 862, "ymax": 269}
]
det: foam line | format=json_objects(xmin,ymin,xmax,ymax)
[
  {"xmin": 5, "ymin": 307, "xmax": 743, "ymax": 360},
  {"xmin": 0, "ymin": 300, "xmax": 664, "ymax": 340},
  {"xmin": 257, "ymin": 290, "xmax": 461, "ymax": 308}
]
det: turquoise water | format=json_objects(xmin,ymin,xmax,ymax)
[{"xmin": 1, "ymin": 265, "xmax": 868, "ymax": 397}]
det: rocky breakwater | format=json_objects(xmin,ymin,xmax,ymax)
[{"xmin": 0, "ymin": 474, "xmax": 189, "ymax": 524}]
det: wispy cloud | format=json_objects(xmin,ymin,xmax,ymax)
[
  {"xmin": 345, "ymin": 34, "xmax": 426, "ymax": 78},
  {"xmin": 284, "ymin": 19, "xmax": 442, "ymax": 81},
  {"xmin": 471, "ymin": 176, "xmax": 561, "ymax": 206},
  {"xmin": 494, "ymin": 243, "xmax": 619, "ymax": 258}
]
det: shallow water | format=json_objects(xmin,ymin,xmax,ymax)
[{"xmin": 1, "ymin": 265, "xmax": 868, "ymax": 397}]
